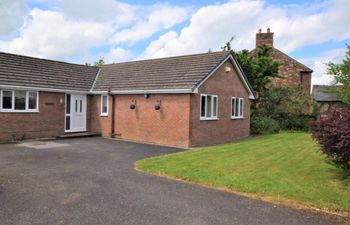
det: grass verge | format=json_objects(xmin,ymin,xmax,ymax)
[{"xmin": 136, "ymin": 132, "xmax": 350, "ymax": 214}]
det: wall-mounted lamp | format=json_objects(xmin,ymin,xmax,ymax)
[
  {"xmin": 154, "ymin": 100, "xmax": 161, "ymax": 110},
  {"xmin": 59, "ymin": 98, "xmax": 63, "ymax": 104},
  {"xmin": 225, "ymin": 66, "xmax": 231, "ymax": 73},
  {"xmin": 129, "ymin": 100, "xmax": 136, "ymax": 110},
  {"xmin": 144, "ymin": 93, "xmax": 149, "ymax": 99}
]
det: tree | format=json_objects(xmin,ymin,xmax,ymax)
[
  {"xmin": 255, "ymin": 86, "xmax": 317, "ymax": 131},
  {"xmin": 221, "ymin": 36, "xmax": 235, "ymax": 51},
  {"xmin": 310, "ymin": 107, "xmax": 350, "ymax": 172},
  {"xmin": 326, "ymin": 45, "xmax": 350, "ymax": 104},
  {"xmin": 85, "ymin": 56, "xmax": 105, "ymax": 67},
  {"xmin": 235, "ymin": 45, "xmax": 281, "ymax": 99}
]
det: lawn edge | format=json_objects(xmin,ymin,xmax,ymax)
[{"xmin": 134, "ymin": 162, "xmax": 350, "ymax": 219}]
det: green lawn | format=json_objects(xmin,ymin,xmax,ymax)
[{"xmin": 136, "ymin": 132, "xmax": 350, "ymax": 213}]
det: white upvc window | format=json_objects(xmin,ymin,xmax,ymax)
[
  {"xmin": 100, "ymin": 95, "xmax": 108, "ymax": 116},
  {"xmin": 0, "ymin": 89, "xmax": 39, "ymax": 112},
  {"xmin": 200, "ymin": 94, "xmax": 218, "ymax": 120},
  {"xmin": 231, "ymin": 97, "xmax": 244, "ymax": 119}
]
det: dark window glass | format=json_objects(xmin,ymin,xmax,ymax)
[
  {"xmin": 201, "ymin": 95, "xmax": 206, "ymax": 117},
  {"xmin": 75, "ymin": 100, "xmax": 78, "ymax": 112},
  {"xmin": 66, "ymin": 94, "xmax": 71, "ymax": 114},
  {"xmin": 14, "ymin": 90, "xmax": 26, "ymax": 110},
  {"xmin": 2, "ymin": 90, "xmax": 12, "ymax": 109},
  {"xmin": 80, "ymin": 100, "xmax": 82, "ymax": 113},
  {"xmin": 231, "ymin": 98, "xmax": 235, "ymax": 116},
  {"xmin": 28, "ymin": 92, "xmax": 37, "ymax": 109},
  {"xmin": 235, "ymin": 98, "xmax": 239, "ymax": 117},
  {"xmin": 66, "ymin": 116, "xmax": 70, "ymax": 130},
  {"xmin": 213, "ymin": 97, "xmax": 217, "ymax": 117}
]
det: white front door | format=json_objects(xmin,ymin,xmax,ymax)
[{"xmin": 65, "ymin": 94, "xmax": 87, "ymax": 132}]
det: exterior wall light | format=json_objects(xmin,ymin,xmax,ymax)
[{"xmin": 144, "ymin": 93, "xmax": 149, "ymax": 99}]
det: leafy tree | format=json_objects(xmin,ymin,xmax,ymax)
[
  {"xmin": 255, "ymin": 86, "xmax": 317, "ymax": 131},
  {"xmin": 326, "ymin": 45, "xmax": 350, "ymax": 104},
  {"xmin": 85, "ymin": 56, "xmax": 105, "ymax": 67},
  {"xmin": 235, "ymin": 45, "xmax": 281, "ymax": 98},
  {"xmin": 310, "ymin": 107, "xmax": 350, "ymax": 172},
  {"xmin": 221, "ymin": 36, "xmax": 235, "ymax": 51}
]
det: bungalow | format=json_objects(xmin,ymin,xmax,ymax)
[{"xmin": 0, "ymin": 51, "xmax": 254, "ymax": 148}]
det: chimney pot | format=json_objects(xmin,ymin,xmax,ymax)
[
  {"xmin": 267, "ymin": 27, "xmax": 270, "ymax": 33},
  {"xmin": 258, "ymin": 28, "xmax": 262, "ymax": 33}
]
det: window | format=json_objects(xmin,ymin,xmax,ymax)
[
  {"xmin": 65, "ymin": 94, "xmax": 71, "ymax": 131},
  {"xmin": 0, "ymin": 90, "xmax": 39, "ymax": 112},
  {"xmin": 200, "ymin": 94, "xmax": 218, "ymax": 120},
  {"xmin": 101, "ymin": 95, "xmax": 108, "ymax": 116},
  {"xmin": 231, "ymin": 97, "xmax": 244, "ymax": 119}
]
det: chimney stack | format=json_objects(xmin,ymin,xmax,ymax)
[{"xmin": 256, "ymin": 28, "xmax": 274, "ymax": 48}]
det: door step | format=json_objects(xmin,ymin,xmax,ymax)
[{"xmin": 57, "ymin": 132, "xmax": 100, "ymax": 139}]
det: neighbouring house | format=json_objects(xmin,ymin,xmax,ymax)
[
  {"xmin": 0, "ymin": 51, "xmax": 255, "ymax": 148},
  {"xmin": 312, "ymin": 85, "xmax": 345, "ymax": 115},
  {"xmin": 252, "ymin": 28, "xmax": 313, "ymax": 93}
]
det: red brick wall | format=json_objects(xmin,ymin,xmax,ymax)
[
  {"xmin": 114, "ymin": 94, "xmax": 191, "ymax": 148},
  {"xmin": 89, "ymin": 95, "xmax": 112, "ymax": 137},
  {"xmin": 0, "ymin": 92, "xmax": 65, "ymax": 142},
  {"xmin": 255, "ymin": 30, "xmax": 312, "ymax": 93},
  {"xmin": 270, "ymin": 49, "xmax": 311, "ymax": 93},
  {"xmin": 189, "ymin": 60, "xmax": 251, "ymax": 147}
]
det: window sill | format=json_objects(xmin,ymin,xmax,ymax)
[
  {"xmin": 100, "ymin": 114, "xmax": 109, "ymax": 117},
  {"xmin": 231, "ymin": 117, "xmax": 244, "ymax": 120},
  {"xmin": 200, "ymin": 118, "xmax": 218, "ymax": 121},
  {"xmin": 0, "ymin": 110, "xmax": 39, "ymax": 113}
]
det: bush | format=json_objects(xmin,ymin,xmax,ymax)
[
  {"xmin": 309, "ymin": 107, "xmax": 350, "ymax": 171},
  {"xmin": 253, "ymin": 85, "xmax": 317, "ymax": 133},
  {"xmin": 278, "ymin": 115, "xmax": 315, "ymax": 131},
  {"xmin": 251, "ymin": 115, "xmax": 280, "ymax": 135}
]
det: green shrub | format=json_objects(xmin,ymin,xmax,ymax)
[
  {"xmin": 251, "ymin": 115, "xmax": 280, "ymax": 135},
  {"xmin": 251, "ymin": 85, "xmax": 317, "ymax": 133},
  {"xmin": 278, "ymin": 115, "xmax": 315, "ymax": 131}
]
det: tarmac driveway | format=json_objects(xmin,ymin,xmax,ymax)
[{"xmin": 0, "ymin": 137, "xmax": 345, "ymax": 225}]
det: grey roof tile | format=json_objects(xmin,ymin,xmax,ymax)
[
  {"xmin": 93, "ymin": 51, "xmax": 229, "ymax": 92},
  {"xmin": 0, "ymin": 52, "xmax": 99, "ymax": 92},
  {"xmin": 312, "ymin": 85, "xmax": 341, "ymax": 102}
]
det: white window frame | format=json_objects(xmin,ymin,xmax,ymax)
[
  {"xmin": 200, "ymin": 94, "xmax": 218, "ymax": 120},
  {"xmin": 231, "ymin": 97, "xmax": 244, "ymax": 119},
  {"xmin": 100, "ymin": 95, "xmax": 109, "ymax": 116},
  {"xmin": 0, "ymin": 89, "xmax": 39, "ymax": 113}
]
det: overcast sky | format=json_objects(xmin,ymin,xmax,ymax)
[{"xmin": 0, "ymin": 0, "xmax": 349, "ymax": 85}]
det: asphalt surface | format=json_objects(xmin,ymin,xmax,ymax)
[{"xmin": 0, "ymin": 137, "xmax": 346, "ymax": 225}]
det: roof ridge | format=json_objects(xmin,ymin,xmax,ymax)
[
  {"xmin": 272, "ymin": 48, "xmax": 313, "ymax": 72},
  {"xmin": 0, "ymin": 51, "xmax": 99, "ymax": 68},
  {"xmin": 102, "ymin": 50, "xmax": 229, "ymax": 67}
]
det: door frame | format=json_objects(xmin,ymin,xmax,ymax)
[{"xmin": 64, "ymin": 93, "xmax": 87, "ymax": 133}]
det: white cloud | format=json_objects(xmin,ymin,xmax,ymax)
[
  {"xmin": 0, "ymin": 0, "xmax": 28, "ymax": 36},
  {"xmin": 145, "ymin": 0, "xmax": 350, "ymax": 58},
  {"xmin": 300, "ymin": 47, "xmax": 347, "ymax": 85},
  {"xmin": 140, "ymin": 31, "xmax": 178, "ymax": 59},
  {"xmin": 104, "ymin": 47, "xmax": 133, "ymax": 63},
  {"xmin": 0, "ymin": 9, "xmax": 112, "ymax": 60},
  {"xmin": 60, "ymin": 0, "xmax": 134, "ymax": 25},
  {"xmin": 109, "ymin": 4, "xmax": 191, "ymax": 45}
]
